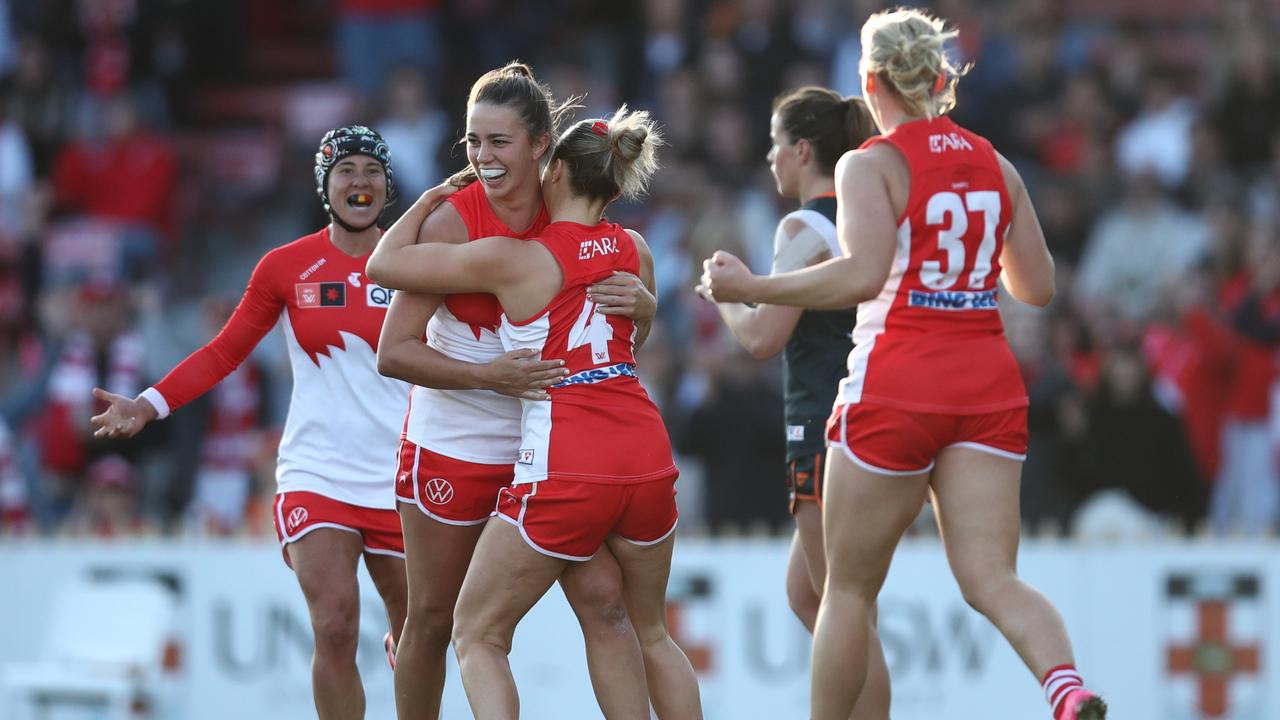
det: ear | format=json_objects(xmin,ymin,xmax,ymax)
[
  {"xmin": 866, "ymin": 74, "xmax": 877, "ymax": 94},
  {"xmin": 548, "ymin": 158, "xmax": 565, "ymax": 184},
  {"xmin": 531, "ymin": 132, "xmax": 552, "ymax": 161},
  {"xmin": 794, "ymin": 137, "xmax": 813, "ymax": 166}
]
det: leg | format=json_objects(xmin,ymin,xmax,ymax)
[
  {"xmin": 794, "ymin": 499, "xmax": 892, "ymax": 720},
  {"xmin": 604, "ymin": 533, "xmax": 703, "ymax": 720},
  {"xmin": 452, "ymin": 520, "xmax": 569, "ymax": 720},
  {"xmin": 559, "ymin": 549, "xmax": 650, "ymax": 718},
  {"xmin": 812, "ymin": 450, "xmax": 928, "ymax": 720},
  {"xmin": 392, "ymin": 506, "xmax": 485, "ymax": 720},
  {"xmin": 785, "ymin": 521, "xmax": 821, "ymax": 632},
  {"xmin": 363, "ymin": 552, "xmax": 408, "ymax": 646},
  {"xmin": 287, "ymin": 528, "xmax": 367, "ymax": 720},
  {"xmin": 930, "ymin": 446, "xmax": 1075, "ymax": 679}
]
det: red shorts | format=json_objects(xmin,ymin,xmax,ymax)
[
  {"xmin": 272, "ymin": 491, "xmax": 404, "ymax": 568},
  {"xmin": 495, "ymin": 476, "xmax": 679, "ymax": 561},
  {"xmin": 826, "ymin": 403, "xmax": 1028, "ymax": 475},
  {"xmin": 395, "ymin": 440, "xmax": 513, "ymax": 525}
]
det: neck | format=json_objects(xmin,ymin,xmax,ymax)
[
  {"xmin": 327, "ymin": 221, "xmax": 381, "ymax": 256},
  {"xmin": 548, "ymin": 195, "xmax": 608, "ymax": 226},
  {"xmin": 486, "ymin": 179, "xmax": 543, "ymax": 233},
  {"xmin": 796, "ymin": 173, "xmax": 836, "ymax": 205},
  {"xmin": 873, "ymin": 96, "xmax": 925, "ymax": 133}
]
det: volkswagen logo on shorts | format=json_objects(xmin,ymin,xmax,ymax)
[
  {"xmin": 287, "ymin": 506, "xmax": 309, "ymax": 532},
  {"xmin": 424, "ymin": 477, "xmax": 454, "ymax": 505}
]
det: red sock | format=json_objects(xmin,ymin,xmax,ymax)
[{"xmin": 1042, "ymin": 664, "xmax": 1084, "ymax": 719}]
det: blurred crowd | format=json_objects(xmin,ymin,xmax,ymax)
[{"xmin": 0, "ymin": 0, "xmax": 1277, "ymax": 541}]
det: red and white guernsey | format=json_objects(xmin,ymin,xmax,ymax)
[
  {"xmin": 837, "ymin": 116, "xmax": 1028, "ymax": 414},
  {"xmin": 499, "ymin": 221, "xmax": 676, "ymax": 485},
  {"xmin": 141, "ymin": 228, "xmax": 409, "ymax": 509},
  {"xmin": 402, "ymin": 181, "xmax": 551, "ymax": 463}
]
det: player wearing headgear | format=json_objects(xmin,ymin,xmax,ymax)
[
  {"xmin": 370, "ymin": 105, "xmax": 702, "ymax": 720},
  {"xmin": 702, "ymin": 9, "xmax": 1106, "ymax": 720},
  {"xmin": 93, "ymin": 125, "xmax": 412, "ymax": 720}
]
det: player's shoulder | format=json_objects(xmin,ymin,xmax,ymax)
[{"xmin": 258, "ymin": 227, "xmax": 328, "ymax": 269}]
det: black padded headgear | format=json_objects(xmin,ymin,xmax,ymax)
[{"xmin": 314, "ymin": 125, "xmax": 397, "ymax": 228}]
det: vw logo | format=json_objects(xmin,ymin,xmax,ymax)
[
  {"xmin": 287, "ymin": 506, "xmax": 309, "ymax": 532},
  {"xmin": 424, "ymin": 477, "xmax": 454, "ymax": 505}
]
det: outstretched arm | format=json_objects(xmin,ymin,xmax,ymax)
[
  {"xmin": 701, "ymin": 151, "xmax": 897, "ymax": 309},
  {"xmin": 92, "ymin": 252, "xmax": 286, "ymax": 438}
]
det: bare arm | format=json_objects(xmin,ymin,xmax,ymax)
[
  {"xmin": 376, "ymin": 290, "xmax": 566, "ymax": 400},
  {"xmin": 997, "ymin": 153, "xmax": 1056, "ymax": 307},
  {"xmin": 598, "ymin": 229, "xmax": 659, "ymax": 349},
  {"xmin": 366, "ymin": 183, "xmax": 462, "ymax": 288},
  {"xmin": 702, "ymin": 150, "xmax": 898, "ymax": 309}
]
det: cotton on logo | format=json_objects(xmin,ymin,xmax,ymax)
[
  {"xmin": 424, "ymin": 478, "xmax": 454, "ymax": 505},
  {"xmin": 286, "ymin": 507, "xmax": 309, "ymax": 532}
]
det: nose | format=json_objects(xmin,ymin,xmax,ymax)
[{"xmin": 475, "ymin": 142, "xmax": 494, "ymax": 163}]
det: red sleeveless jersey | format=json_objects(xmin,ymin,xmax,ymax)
[
  {"xmin": 404, "ymin": 181, "xmax": 552, "ymax": 463},
  {"xmin": 499, "ymin": 220, "xmax": 676, "ymax": 485},
  {"xmin": 443, "ymin": 180, "xmax": 551, "ymax": 335},
  {"xmin": 835, "ymin": 116, "xmax": 1028, "ymax": 414}
]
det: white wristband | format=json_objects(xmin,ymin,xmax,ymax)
[{"xmin": 139, "ymin": 387, "xmax": 171, "ymax": 420}]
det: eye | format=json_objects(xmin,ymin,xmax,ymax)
[
  {"xmin": 493, "ymin": 139, "xmax": 509, "ymax": 147},
  {"xmin": 467, "ymin": 138, "xmax": 479, "ymax": 147}
]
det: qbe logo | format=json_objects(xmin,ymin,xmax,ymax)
[
  {"xmin": 367, "ymin": 283, "xmax": 394, "ymax": 308},
  {"xmin": 424, "ymin": 477, "xmax": 454, "ymax": 505}
]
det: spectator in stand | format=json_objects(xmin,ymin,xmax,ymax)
[
  {"xmin": 34, "ymin": 280, "xmax": 147, "ymax": 528},
  {"xmin": 0, "ymin": 417, "xmax": 30, "ymax": 534},
  {"xmin": 1210, "ymin": 29, "xmax": 1280, "ymax": 173},
  {"xmin": 62, "ymin": 454, "xmax": 151, "ymax": 537},
  {"xmin": 374, "ymin": 66, "xmax": 447, "ymax": 204},
  {"xmin": 1075, "ymin": 343, "xmax": 1206, "ymax": 534},
  {"xmin": 51, "ymin": 93, "xmax": 177, "ymax": 271},
  {"xmin": 1074, "ymin": 171, "xmax": 1210, "ymax": 326},
  {"xmin": 177, "ymin": 298, "xmax": 272, "ymax": 536},
  {"xmin": 1211, "ymin": 222, "xmax": 1280, "ymax": 536},
  {"xmin": 676, "ymin": 341, "xmax": 788, "ymax": 534},
  {"xmin": 334, "ymin": 0, "xmax": 441, "ymax": 100},
  {"xmin": 1114, "ymin": 68, "xmax": 1196, "ymax": 191},
  {"xmin": 0, "ymin": 102, "xmax": 34, "ymax": 254}
]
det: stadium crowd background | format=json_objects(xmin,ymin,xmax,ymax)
[{"xmin": 0, "ymin": 0, "xmax": 1277, "ymax": 542}]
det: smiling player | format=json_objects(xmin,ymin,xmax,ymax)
[{"xmin": 91, "ymin": 126, "xmax": 412, "ymax": 720}]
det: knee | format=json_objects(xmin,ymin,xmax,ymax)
[
  {"xmin": 310, "ymin": 597, "xmax": 361, "ymax": 656},
  {"xmin": 403, "ymin": 601, "xmax": 454, "ymax": 649},
  {"xmin": 956, "ymin": 572, "xmax": 1015, "ymax": 618},
  {"xmin": 565, "ymin": 572, "xmax": 631, "ymax": 637},
  {"xmin": 786, "ymin": 579, "xmax": 820, "ymax": 627},
  {"xmin": 451, "ymin": 608, "xmax": 510, "ymax": 659}
]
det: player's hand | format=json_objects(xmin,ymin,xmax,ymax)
[
  {"xmin": 589, "ymin": 272, "xmax": 655, "ymax": 320},
  {"xmin": 90, "ymin": 388, "xmax": 157, "ymax": 440},
  {"xmin": 482, "ymin": 349, "xmax": 567, "ymax": 401},
  {"xmin": 700, "ymin": 250, "xmax": 757, "ymax": 303},
  {"xmin": 417, "ymin": 182, "xmax": 460, "ymax": 211}
]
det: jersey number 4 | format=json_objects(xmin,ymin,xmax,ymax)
[
  {"xmin": 920, "ymin": 190, "xmax": 1001, "ymax": 291},
  {"xmin": 568, "ymin": 298, "xmax": 615, "ymax": 364}
]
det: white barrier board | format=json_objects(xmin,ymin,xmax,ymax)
[{"xmin": 0, "ymin": 538, "xmax": 1275, "ymax": 719}]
